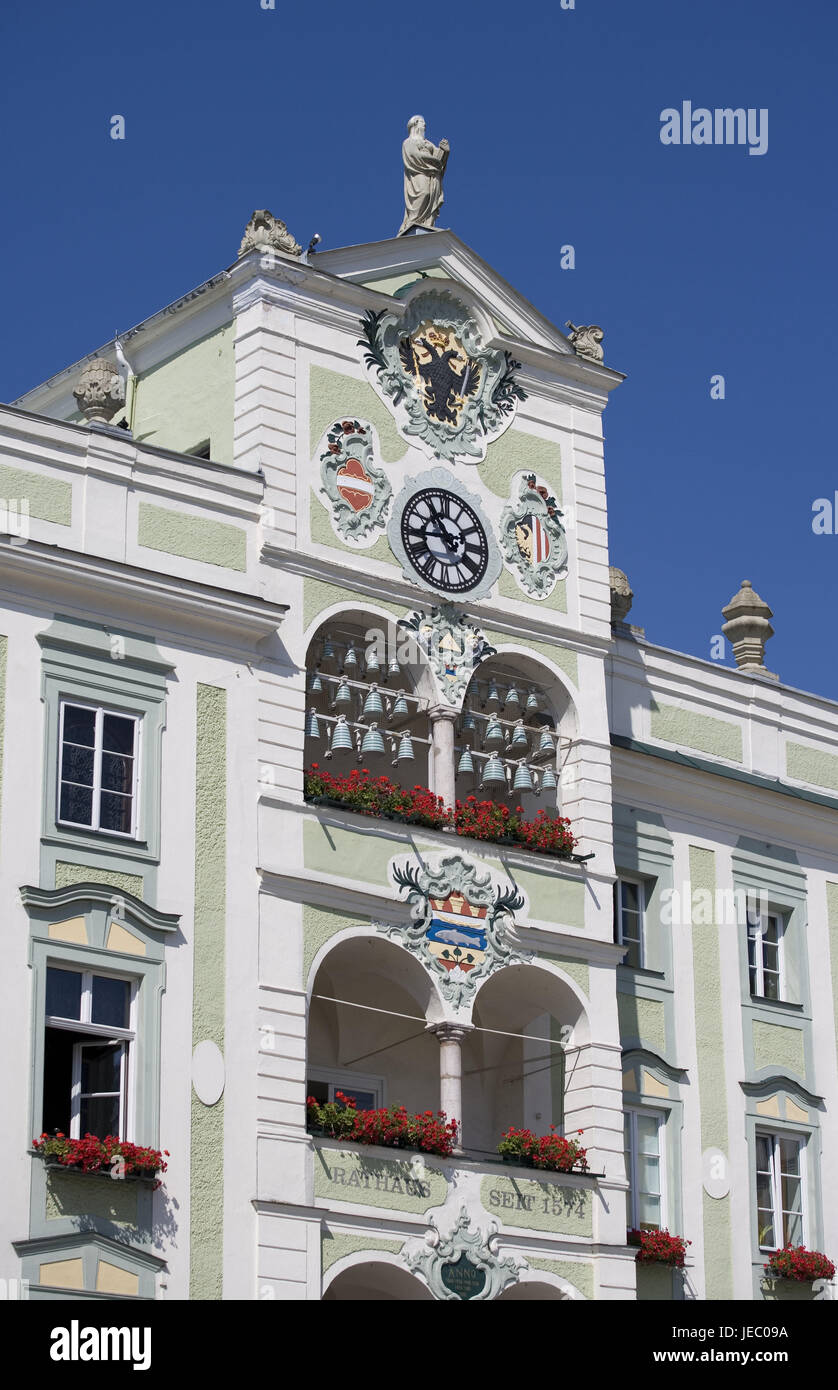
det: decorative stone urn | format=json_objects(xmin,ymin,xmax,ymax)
[
  {"xmin": 721, "ymin": 579, "xmax": 775, "ymax": 675},
  {"xmin": 73, "ymin": 359, "xmax": 125, "ymax": 424},
  {"xmin": 609, "ymin": 566, "xmax": 634, "ymax": 624}
]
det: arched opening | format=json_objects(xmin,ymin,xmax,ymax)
[
  {"xmin": 307, "ymin": 935, "xmax": 442, "ymax": 1119},
  {"xmin": 304, "ymin": 612, "xmax": 434, "ymax": 795},
  {"xmin": 462, "ymin": 964, "xmax": 589, "ymax": 1157},
  {"xmin": 496, "ymin": 1279, "xmax": 569, "ymax": 1301},
  {"xmin": 323, "ymin": 1260, "xmax": 433, "ymax": 1301},
  {"xmin": 457, "ymin": 652, "xmax": 578, "ymax": 826}
]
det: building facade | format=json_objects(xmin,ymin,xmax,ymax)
[{"xmin": 1, "ymin": 213, "xmax": 836, "ymax": 1301}]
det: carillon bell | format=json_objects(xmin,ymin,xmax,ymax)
[
  {"xmin": 512, "ymin": 763, "xmax": 533, "ymax": 792},
  {"xmin": 330, "ymin": 716, "xmax": 354, "ymax": 753},
  {"xmin": 365, "ymin": 645, "xmax": 382, "ymax": 677},
  {"xmin": 510, "ymin": 720, "xmax": 529, "ymax": 749},
  {"xmin": 390, "ymin": 690, "xmax": 409, "ymax": 719},
  {"xmin": 482, "ymin": 753, "xmax": 506, "ymax": 786},
  {"xmin": 396, "ymin": 733, "xmax": 415, "ymax": 762},
  {"xmin": 305, "ymin": 709, "xmax": 321, "ymax": 740},
  {"xmin": 537, "ymin": 727, "xmax": 555, "ymax": 755},
  {"xmin": 361, "ymin": 723, "xmax": 386, "ymax": 756},
  {"xmin": 321, "ymin": 633, "xmax": 337, "ymax": 668},
  {"xmin": 334, "ymin": 678, "xmax": 353, "ymax": 711},
  {"xmin": 504, "ymin": 686, "xmax": 522, "ymax": 713},
  {"xmin": 362, "ymin": 684, "xmax": 384, "ymax": 719},
  {"xmin": 484, "ymin": 717, "xmax": 505, "ymax": 750},
  {"xmin": 457, "ymin": 747, "xmax": 475, "ymax": 775},
  {"xmin": 461, "ymin": 711, "xmax": 477, "ymax": 741},
  {"xmin": 541, "ymin": 765, "xmax": 558, "ymax": 791},
  {"xmin": 387, "ymin": 653, "xmax": 402, "ymax": 680},
  {"xmin": 485, "ymin": 681, "xmax": 502, "ymax": 711},
  {"xmin": 309, "ymin": 670, "xmax": 325, "ymax": 704},
  {"xmin": 343, "ymin": 644, "xmax": 360, "ymax": 676},
  {"xmin": 526, "ymin": 688, "xmax": 540, "ymax": 712}
]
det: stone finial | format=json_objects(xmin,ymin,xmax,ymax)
[
  {"xmin": 566, "ymin": 322, "xmax": 604, "ymax": 363},
  {"xmin": 721, "ymin": 579, "xmax": 775, "ymax": 675},
  {"xmin": 609, "ymin": 566, "xmax": 634, "ymax": 623},
  {"xmin": 73, "ymin": 358, "xmax": 125, "ymax": 424},
  {"xmin": 239, "ymin": 209, "xmax": 302, "ymax": 258}
]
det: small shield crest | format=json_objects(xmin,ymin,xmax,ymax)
[
  {"xmin": 317, "ymin": 419, "xmax": 392, "ymax": 544},
  {"xmin": 336, "ymin": 457, "xmax": 376, "ymax": 513},
  {"xmin": 500, "ymin": 473, "xmax": 568, "ymax": 599}
]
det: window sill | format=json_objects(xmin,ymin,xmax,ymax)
[
  {"xmin": 32, "ymin": 1154, "xmax": 159, "ymax": 1186},
  {"xmin": 747, "ymin": 994, "xmax": 805, "ymax": 1015}
]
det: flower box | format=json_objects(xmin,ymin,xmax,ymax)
[
  {"xmin": 763, "ymin": 1245, "xmax": 835, "ymax": 1283},
  {"xmin": 628, "ymin": 1228, "xmax": 691, "ymax": 1268},
  {"xmin": 306, "ymin": 1093, "xmax": 458, "ymax": 1157},
  {"xmin": 497, "ymin": 1126, "xmax": 588, "ymax": 1174},
  {"xmin": 33, "ymin": 1133, "xmax": 168, "ymax": 1186}
]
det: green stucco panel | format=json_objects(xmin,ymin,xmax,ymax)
[
  {"xmin": 526, "ymin": 1256, "xmax": 593, "ymax": 1299},
  {"xmin": 650, "ymin": 701, "xmax": 742, "ymax": 763},
  {"xmin": 309, "ymin": 365, "xmax": 405, "ymax": 463},
  {"xmin": 539, "ymin": 952, "xmax": 590, "ymax": 997},
  {"xmin": 303, "ymin": 903, "xmax": 368, "ymax": 983},
  {"xmin": 752, "ymin": 1020, "xmax": 805, "ymax": 1077},
  {"xmin": 309, "ymin": 492, "xmax": 397, "ymax": 567},
  {"xmin": 617, "ymin": 993, "xmax": 666, "ymax": 1051},
  {"xmin": 303, "ymin": 577, "xmax": 405, "ymax": 632},
  {"xmin": 303, "ymin": 817, "xmax": 396, "ymax": 888},
  {"xmin": 498, "ymin": 566, "xmax": 567, "ymax": 613},
  {"xmin": 321, "ymin": 1230, "xmax": 404, "ymax": 1274},
  {"xmin": 480, "ymin": 430, "xmax": 563, "ymax": 502},
  {"xmin": 786, "ymin": 742, "xmax": 838, "ymax": 791},
  {"xmin": 513, "ymin": 865, "xmax": 585, "ymax": 929},
  {"xmin": 46, "ymin": 1172, "xmax": 138, "ymax": 1227},
  {"xmin": 132, "ymin": 322, "xmax": 234, "ymax": 463},
  {"xmin": 190, "ymin": 684, "xmax": 227, "ymax": 1300},
  {"xmin": 480, "ymin": 1175, "xmax": 592, "ymax": 1237},
  {"xmin": 54, "ymin": 861, "xmax": 144, "ymax": 900},
  {"xmin": 360, "ymin": 266, "xmax": 447, "ymax": 296},
  {"xmin": 689, "ymin": 844, "xmax": 733, "ymax": 1300},
  {"xmin": 0, "ymin": 464, "xmax": 71, "ymax": 526},
  {"xmin": 482, "ymin": 627, "xmax": 578, "ymax": 689},
  {"xmin": 636, "ymin": 1263, "xmax": 679, "ymax": 1301},
  {"xmin": 314, "ymin": 1148, "xmax": 446, "ymax": 1213},
  {"xmin": 137, "ymin": 502, "xmax": 246, "ymax": 572}
]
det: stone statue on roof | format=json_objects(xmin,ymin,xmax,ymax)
[{"xmin": 398, "ymin": 116, "xmax": 450, "ymax": 236}]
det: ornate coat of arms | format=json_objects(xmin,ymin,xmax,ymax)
[
  {"xmin": 398, "ymin": 605, "xmax": 495, "ymax": 707},
  {"xmin": 381, "ymin": 854, "xmax": 528, "ymax": 1008},
  {"xmin": 358, "ymin": 289, "xmax": 526, "ymax": 464},
  {"xmin": 499, "ymin": 473, "xmax": 568, "ymax": 598},
  {"xmin": 405, "ymin": 1208, "xmax": 522, "ymax": 1301},
  {"xmin": 318, "ymin": 419, "xmax": 392, "ymax": 543}
]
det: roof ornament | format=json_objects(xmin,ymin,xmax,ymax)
[
  {"xmin": 566, "ymin": 322, "xmax": 605, "ymax": 363},
  {"xmin": 609, "ymin": 566, "xmax": 634, "ymax": 624},
  {"xmin": 238, "ymin": 209, "xmax": 302, "ymax": 259},
  {"xmin": 72, "ymin": 359, "xmax": 126, "ymax": 425},
  {"xmin": 721, "ymin": 579, "xmax": 777, "ymax": 677},
  {"xmin": 397, "ymin": 115, "xmax": 450, "ymax": 236}
]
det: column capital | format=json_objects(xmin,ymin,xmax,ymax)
[
  {"xmin": 426, "ymin": 1021, "xmax": 474, "ymax": 1043},
  {"xmin": 427, "ymin": 703, "xmax": 460, "ymax": 725}
]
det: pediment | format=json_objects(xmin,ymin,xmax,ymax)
[{"xmin": 315, "ymin": 230, "xmax": 576, "ymax": 359}]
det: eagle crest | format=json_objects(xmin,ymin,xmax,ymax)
[{"xmin": 399, "ymin": 323, "xmax": 482, "ymax": 427}]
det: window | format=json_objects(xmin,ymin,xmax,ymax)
[
  {"xmin": 615, "ymin": 878, "xmax": 645, "ymax": 969},
  {"xmin": 306, "ymin": 1068, "xmax": 383, "ymax": 1113},
  {"xmin": 624, "ymin": 1108, "xmax": 665, "ymax": 1230},
  {"xmin": 748, "ymin": 909, "xmax": 784, "ymax": 1000},
  {"xmin": 58, "ymin": 702, "xmax": 139, "ymax": 837},
  {"xmin": 755, "ymin": 1132, "xmax": 805, "ymax": 1249},
  {"xmin": 43, "ymin": 965, "xmax": 135, "ymax": 1140}
]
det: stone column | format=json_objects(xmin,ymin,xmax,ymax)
[
  {"xmin": 427, "ymin": 1022, "xmax": 472, "ymax": 1152},
  {"xmin": 429, "ymin": 706, "xmax": 458, "ymax": 815}
]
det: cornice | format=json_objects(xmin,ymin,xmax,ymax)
[
  {"xmin": 0, "ymin": 538, "xmax": 287, "ymax": 653},
  {"xmin": 261, "ymin": 543, "xmax": 611, "ymax": 657},
  {"xmin": 740, "ymin": 1076, "xmax": 823, "ymax": 1108},
  {"xmin": 20, "ymin": 881, "xmax": 180, "ymax": 933}
]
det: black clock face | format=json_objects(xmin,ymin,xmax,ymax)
[{"xmin": 400, "ymin": 487, "xmax": 490, "ymax": 593}]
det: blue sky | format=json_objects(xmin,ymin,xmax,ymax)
[{"xmin": 2, "ymin": 0, "xmax": 836, "ymax": 696}]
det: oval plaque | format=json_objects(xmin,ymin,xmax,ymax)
[
  {"xmin": 440, "ymin": 1255, "xmax": 486, "ymax": 1301},
  {"xmin": 192, "ymin": 1040, "xmax": 225, "ymax": 1106}
]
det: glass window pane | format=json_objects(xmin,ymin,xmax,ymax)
[
  {"xmin": 638, "ymin": 1155, "xmax": 661, "ymax": 1194},
  {"xmin": 755, "ymin": 1135, "xmax": 773, "ymax": 1170},
  {"xmin": 61, "ymin": 743, "xmax": 95, "ymax": 786},
  {"xmin": 62, "ymin": 705, "xmax": 96, "ymax": 746},
  {"xmin": 636, "ymin": 1115, "xmax": 660, "ymax": 1154},
  {"xmin": 781, "ymin": 1174, "xmax": 802, "ymax": 1216},
  {"xmin": 45, "ymin": 967, "xmax": 82, "ymax": 1020},
  {"xmin": 779, "ymin": 1138, "xmax": 800, "ymax": 1175},
  {"xmin": 621, "ymin": 881, "xmax": 640, "ymax": 913},
  {"xmin": 101, "ymin": 752, "xmax": 133, "ymax": 794},
  {"xmin": 783, "ymin": 1210, "xmax": 803, "ymax": 1246},
  {"xmin": 59, "ymin": 783, "xmax": 93, "ymax": 826},
  {"xmin": 638, "ymin": 1192, "xmax": 661, "ymax": 1226},
  {"xmin": 763, "ymin": 971, "xmax": 780, "ymax": 1001},
  {"xmin": 764, "ymin": 915, "xmax": 780, "ymax": 943},
  {"xmin": 99, "ymin": 791, "xmax": 133, "ymax": 834},
  {"xmin": 623, "ymin": 938, "xmax": 641, "ymax": 970},
  {"xmin": 102, "ymin": 714, "xmax": 135, "ymax": 756},
  {"xmin": 762, "ymin": 942, "xmax": 779, "ymax": 973},
  {"xmin": 758, "ymin": 1210, "xmax": 776, "ymax": 1248},
  {"xmin": 81, "ymin": 1043, "xmax": 122, "ymax": 1095},
  {"xmin": 756, "ymin": 1174, "xmax": 774, "ymax": 1210},
  {"xmin": 91, "ymin": 976, "xmax": 130, "ymax": 1029},
  {"xmin": 80, "ymin": 1093, "xmax": 120, "ymax": 1140}
]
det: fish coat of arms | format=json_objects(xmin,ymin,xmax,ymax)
[
  {"xmin": 318, "ymin": 418, "xmax": 392, "ymax": 542},
  {"xmin": 358, "ymin": 288, "xmax": 526, "ymax": 465},
  {"xmin": 499, "ymin": 473, "xmax": 568, "ymax": 598},
  {"xmin": 381, "ymin": 854, "xmax": 529, "ymax": 1007}
]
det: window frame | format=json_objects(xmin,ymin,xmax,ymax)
[
  {"xmin": 307, "ymin": 1065, "xmax": 385, "ymax": 1112},
  {"xmin": 755, "ymin": 1129, "xmax": 807, "ymax": 1251},
  {"xmin": 615, "ymin": 876, "xmax": 646, "ymax": 970},
  {"xmin": 44, "ymin": 964, "xmax": 138, "ymax": 1141},
  {"xmin": 747, "ymin": 908, "xmax": 786, "ymax": 1002},
  {"xmin": 624, "ymin": 1105, "xmax": 667, "ymax": 1232},
  {"xmin": 57, "ymin": 700, "xmax": 141, "ymax": 840}
]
